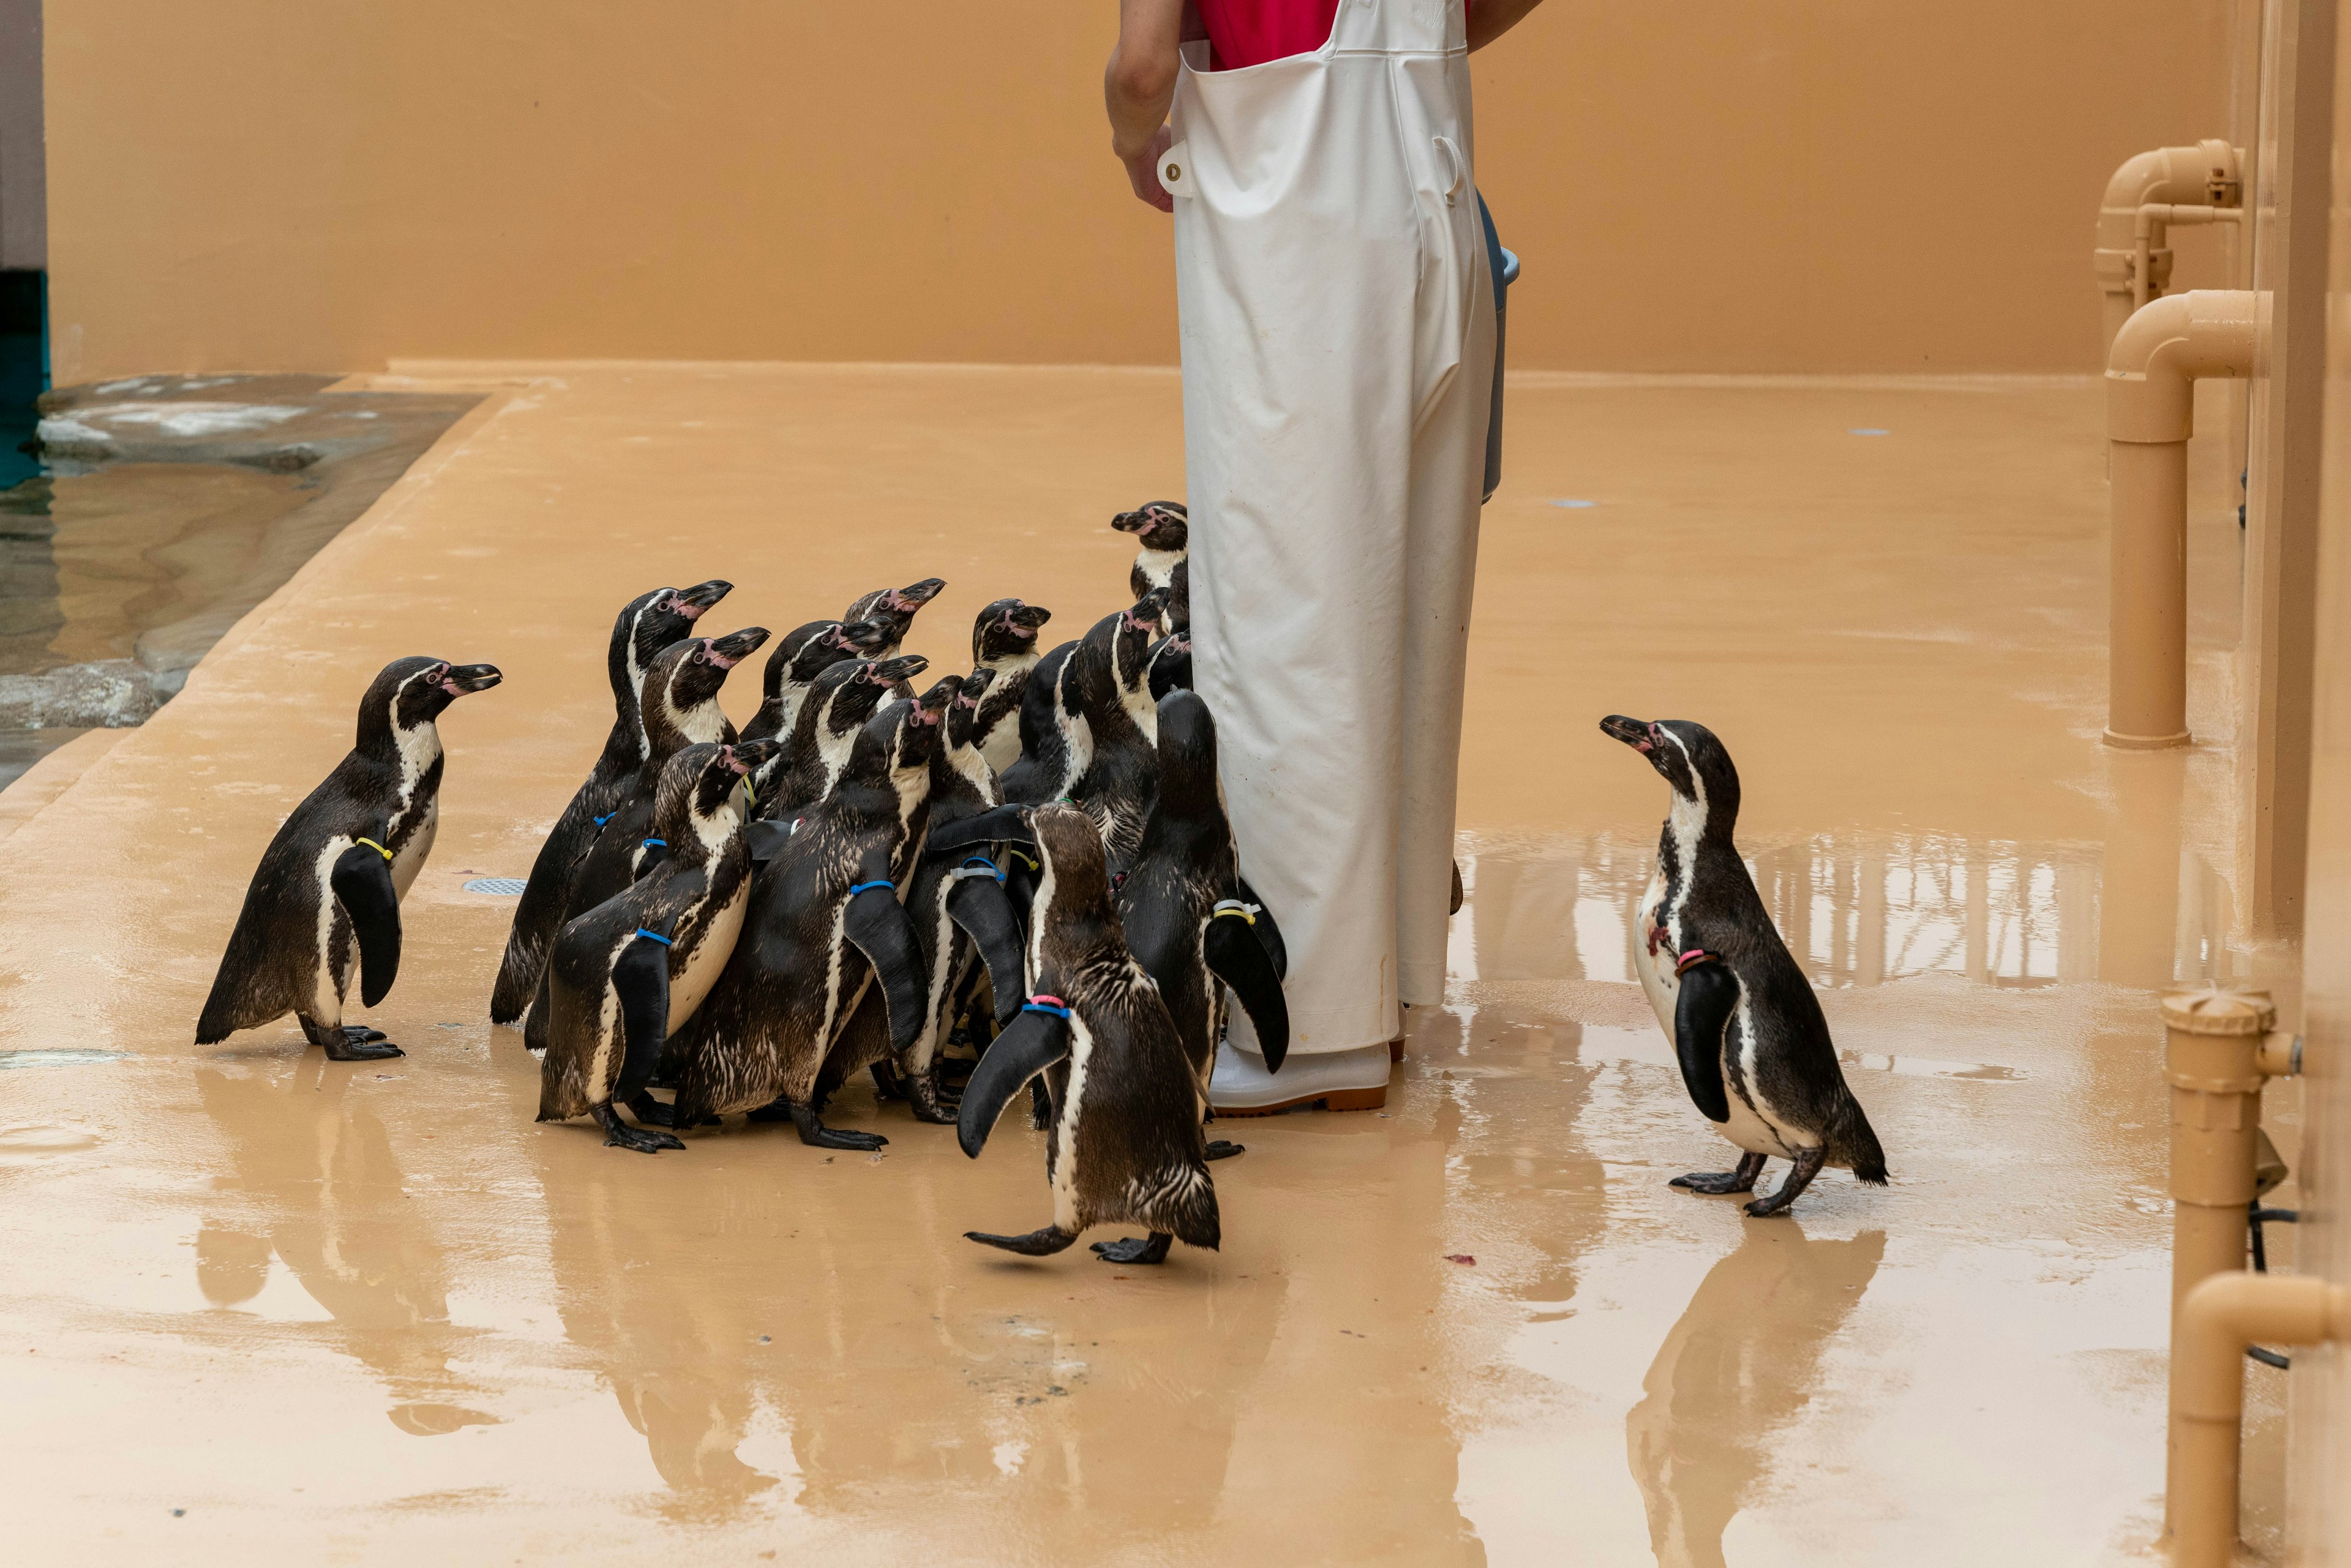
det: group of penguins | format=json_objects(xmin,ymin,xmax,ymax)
[{"xmin": 197, "ymin": 503, "xmax": 1291, "ymax": 1264}]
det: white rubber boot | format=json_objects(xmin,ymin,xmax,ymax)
[{"xmin": 1209, "ymin": 1040, "xmax": 1392, "ymax": 1117}]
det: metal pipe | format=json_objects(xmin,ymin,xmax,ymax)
[
  {"xmin": 2105, "ymin": 291, "xmax": 2259, "ymax": 749},
  {"xmin": 2170, "ymin": 1272, "xmax": 2349, "ymax": 1566},
  {"xmin": 2096, "ymin": 141, "xmax": 2244, "ymax": 358}
]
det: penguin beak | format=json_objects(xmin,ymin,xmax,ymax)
[
  {"xmin": 440, "ymin": 664, "xmax": 503, "ymax": 696},
  {"xmin": 677, "ymin": 579, "xmax": 732, "ymax": 619},
  {"xmin": 872, "ymin": 655, "xmax": 929, "ymax": 685},
  {"xmin": 703, "ymin": 626, "xmax": 771, "ymax": 667},
  {"xmin": 1599, "ymin": 714, "xmax": 1654, "ymax": 754},
  {"xmin": 887, "ymin": 579, "xmax": 947, "ymax": 613}
]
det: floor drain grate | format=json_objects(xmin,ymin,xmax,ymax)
[{"xmin": 463, "ymin": 877, "xmax": 529, "ymax": 896}]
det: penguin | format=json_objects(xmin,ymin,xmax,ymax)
[
  {"xmin": 1146, "ymin": 631, "xmax": 1191, "ymax": 702},
  {"xmin": 537, "ymin": 739, "xmax": 778, "ymax": 1152},
  {"xmin": 521, "ymin": 627, "xmax": 768, "ymax": 1057},
  {"xmin": 676, "ymin": 687, "xmax": 948, "ymax": 1149},
  {"xmin": 755, "ymin": 654, "xmax": 930, "ymax": 819},
  {"xmin": 955, "ymin": 803, "xmax": 1220, "ymax": 1266},
  {"xmin": 1115, "ymin": 689, "xmax": 1289, "ymax": 1155},
  {"xmin": 198, "ymin": 656, "xmax": 504, "ymax": 1059},
  {"xmin": 969, "ymin": 598, "xmax": 1054, "ymax": 775},
  {"xmin": 891, "ymin": 669, "xmax": 1027, "ymax": 1121},
  {"xmin": 740, "ymin": 618, "xmax": 890, "ymax": 748},
  {"xmin": 1111, "ymin": 501, "xmax": 1188, "ymax": 631},
  {"xmin": 996, "ymin": 639, "xmax": 1086, "ymax": 808},
  {"xmin": 1600, "ymin": 715, "xmax": 1890, "ymax": 1217},
  {"xmin": 492, "ymin": 580, "xmax": 730, "ymax": 1023},
  {"xmin": 844, "ymin": 578, "xmax": 947, "ymax": 659},
  {"xmin": 1066, "ymin": 590, "xmax": 1169, "ymax": 874}
]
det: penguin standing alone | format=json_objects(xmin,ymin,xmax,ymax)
[
  {"xmin": 492, "ymin": 580, "xmax": 729, "ymax": 1023},
  {"xmin": 956, "ymin": 804, "xmax": 1221, "ymax": 1266},
  {"xmin": 1600, "ymin": 715, "xmax": 1889, "ymax": 1217},
  {"xmin": 199, "ymin": 656, "xmax": 503, "ymax": 1059}
]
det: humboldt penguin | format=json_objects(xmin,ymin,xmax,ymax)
[
  {"xmin": 756, "ymin": 654, "xmax": 930, "ymax": 819},
  {"xmin": 740, "ymin": 619, "xmax": 890, "ymax": 749},
  {"xmin": 538, "ymin": 739, "xmax": 776, "ymax": 1152},
  {"xmin": 969, "ymin": 598, "xmax": 1054, "ymax": 775},
  {"xmin": 844, "ymin": 578, "xmax": 947, "ymax": 659},
  {"xmin": 891, "ymin": 670, "xmax": 1027, "ymax": 1120},
  {"xmin": 199, "ymin": 656, "xmax": 504, "ymax": 1059},
  {"xmin": 1601, "ymin": 715, "xmax": 1890, "ymax": 1216},
  {"xmin": 492, "ymin": 580, "xmax": 729, "ymax": 1023},
  {"xmin": 1111, "ymin": 501, "xmax": 1188, "ymax": 631},
  {"xmin": 521, "ymin": 627, "xmax": 768, "ymax": 1055},
  {"xmin": 956, "ymin": 803, "xmax": 1220, "ymax": 1266},
  {"xmin": 996, "ymin": 640, "xmax": 1086, "ymax": 809},
  {"xmin": 1066, "ymin": 590, "xmax": 1169, "ymax": 874},
  {"xmin": 677, "ymin": 688, "xmax": 948, "ymax": 1148},
  {"xmin": 1146, "ymin": 631, "xmax": 1192, "ymax": 701}
]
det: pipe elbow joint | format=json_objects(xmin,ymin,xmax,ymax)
[
  {"xmin": 2106, "ymin": 290, "xmax": 2260, "ymax": 443},
  {"xmin": 2177, "ymin": 1273, "xmax": 2348, "ymax": 1422},
  {"xmin": 2100, "ymin": 141, "xmax": 2242, "ymax": 234}
]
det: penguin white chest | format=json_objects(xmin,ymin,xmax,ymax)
[
  {"xmin": 1633, "ymin": 865, "xmax": 1676, "ymax": 1032},
  {"xmin": 390, "ymin": 800, "xmax": 437, "ymax": 901},
  {"xmin": 669, "ymin": 882, "xmax": 746, "ymax": 1030}
]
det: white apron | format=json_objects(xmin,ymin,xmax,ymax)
[{"xmin": 1164, "ymin": 0, "xmax": 1494, "ymax": 1054}]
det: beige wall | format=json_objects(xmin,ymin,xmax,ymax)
[{"xmin": 45, "ymin": 1, "xmax": 2243, "ymax": 381}]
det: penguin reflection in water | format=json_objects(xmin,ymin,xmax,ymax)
[
  {"xmin": 538, "ymin": 740, "xmax": 776, "ymax": 1152},
  {"xmin": 958, "ymin": 804, "xmax": 1220, "ymax": 1267},
  {"xmin": 198, "ymin": 656, "xmax": 503, "ymax": 1060},
  {"xmin": 1602, "ymin": 716, "xmax": 1888, "ymax": 1217}
]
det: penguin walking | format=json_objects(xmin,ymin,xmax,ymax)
[
  {"xmin": 844, "ymin": 578, "xmax": 947, "ymax": 659},
  {"xmin": 756, "ymin": 654, "xmax": 930, "ymax": 819},
  {"xmin": 955, "ymin": 803, "xmax": 1220, "ymax": 1266},
  {"xmin": 1111, "ymin": 501, "xmax": 1188, "ymax": 633},
  {"xmin": 538, "ymin": 740, "xmax": 778, "ymax": 1152},
  {"xmin": 522, "ymin": 627, "xmax": 768, "ymax": 1056},
  {"xmin": 198, "ymin": 656, "xmax": 504, "ymax": 1059},
  {"xmin": 676, "ymin": 689, "xmax": 948, "ymax": 1148},
  {"xmin": 1065, "ymin": 590, "xmax": 1169, "ymax": 874},
  {"xmin": 969, "ymin": 598, "xmax": 1054, "ymax": 775},
  {"xmin": 1600, "ymin": 715, "xmax": 1889, "ymax": 1217},
  {"xmin": 740, "ymin": 619, "xmax": 889, "ymax": 748},
  {"xmin": 492, "ymin": 580, "xmax": 729, "ymax": 1023}
]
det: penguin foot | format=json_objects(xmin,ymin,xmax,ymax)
[
  {"xmin": 626, "ymin": 1090, "xmax": 677, "ymax": 1130},
  {"xmin": 594, "ymin": 1103, "xmax": 684, "ymax": 1154},
  {"xmin": 1204, "ymin": 1139, "xmax": 1245, "ymax": 1161},
  {"xmin": 1090, "ymin": 1232, "xmax": 1174, "ymax": 1265},
  {"xmin": 1742, "ymin": 1147, "xmax": 1825, "ymax": 1218},
  {"xmin": 320, "ymin": 1033, "xmax": 404, "ymax": 1062},
  {"xmin": 870, "ymin": 1061, "xmax": 908, "ymax": 1101},
  {"xmin": 905, "ymin": 1068, "xmax": 960, "ymax": 1125},
  {"xmin": 341, "ymin": 1025, "xmax": 389, "ymax": 1045},
  {"xmin": 1670, "ymin": 1152, "xmax": 1767, "ymax": 1195},
  {"xmin": 965, "ymin": 1225, "xmax": 1079, "ymax": 1256},
  {"xmin": 784, "ymin": 1100, "xmax": 889, "ymax": 1151}
]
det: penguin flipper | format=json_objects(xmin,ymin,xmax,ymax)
[
  {"xmin": 945, "ymin": 876, "xmax": 1027, "ymax": 1026},
  {"xmin": 1204, "ymin": 912, "xmax": 1289, "ymax": 1073},
  {"xmin": 1671, "ymin": 957, "xmax": 1737, "ymax": 1125},
  {"xmin": 330, "ymin": 843, "xmax": 403, "ymax": 1008},
  {"xmin": 956, "ymin": 1008, "xmax": 1071, "ymax": 1158},
  {"xmin": 844, "ymin": 887, "xmax": 928, "ymax": 1052},
  {"xmin": 609, "ymin": 929, "xmax": 673, "ymax": 1105},
  {"xmin": 1234, "ymin": 876, "xmax": 1288, "ymax": 980},
  {"xmin": 925, "ymin": 804, "xmax": 1034, "ymax": 855},
  {"xmin": 744, "ymin": 819, "xmax": 793, "ymax": 865}
]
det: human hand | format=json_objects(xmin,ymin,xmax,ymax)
[{"xmin": 1121, "ymin": 124, "xmax": 1176, "ymax": 214}]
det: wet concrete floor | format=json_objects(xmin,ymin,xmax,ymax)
[{"xmin": 0, "ymin": 364, "xmax": 2292, "ymax": 1562}]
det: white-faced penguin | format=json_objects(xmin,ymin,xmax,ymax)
[
  {"xmin": 1066, "ymin": 590, "xmax": 1169, "ymax": 874},
  {"xmin": 199, "ymin": 656, "xmax": 504, "ymax": 1060},
  {"xmin": 1601, "ymin": 715, "xmax": 1890, "ymax": 1217},
  {"xmin": 1111, "ymin": 500, "xmax": 1188, "ymax": 622},
  {"xmin": 740, "ymin": 618, "xmax": 890, "ymax": 749},
  {"xmin": 538, "ymin": 739, "xmax": 776, "ymax": 1152},
  {"xmin": 755, "ymin": 654, "xmax": 930, "ymax": 820},
  {"xmin": 676, "ymin": 688, "xmax": 948, "ymax": 1149},
  {"xmin": 492, "ymin": 580, "xmax": 729, "ymax": 1024},
  {"xmin": 969, "ymin": 598, "xmax": 1054, "ymax": 775},
  {"xmin": 844, "ymin": 578, "xmax": 947, "ymax": 660},
  {"xmin": 521, "ymin": 628, "xmax": 768, "ymax": 1054},
  {"xmin": 956, "ymin": 803, "xmax": 1219, "ymax": 1266}
]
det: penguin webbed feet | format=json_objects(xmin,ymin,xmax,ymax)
[
  {"xmin": 1204, "ymin": 1139, "xmax": 1245, "ymax": 1161},
  {"xmin": 779, "ymin": 1098, "xmax": 890, "ymax": 1152},
  {"xmin": 1741, "ymin": 1147, "xmax": 1826, "ymax": 1218},
  {"xmin": 594, "ymin": 1101, "xmax": 685, "ymax": 1154},
  {"xmin": 904, "ymin": 1065, "xmax": 961, "ymax": 1124},
  {"xmin": 869, "ymin": 1060, "xmax": 908, "ymax": 1102},
  {"xmin": 1090, "ymin": 1232, "xmax": 1174, "ymax": 1265},
  {"xmin": 625, "ymin": 1090, "xmax": 677, "ymax": 1129},
  {"xmin": 309, "ymin": 1019, "xmax": 403, "ymax": 1062},
  {"xmin": 964, "ymin": 1225, "xmax": 1079, "ymax": 1257},
  {"xmin": 1669, "ymin": 1151, "xmax": 1766, "ymax": 1196}
]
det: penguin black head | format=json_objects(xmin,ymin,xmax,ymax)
[
  {"xmin": 654, "ymin": 738, "xmax": 778, "ymax": 842},
  {"xmin": 851, "ymin": 673, "xmax": 950, "ymax": 782},
  {"xmin": 947, "ymin": 669, "xmax": 991, "ymax": 752},
  {"xmin": 1147, "ymin": 632, "xmax": 1192, "ymax": 701},
  {"xmin": 1114, "ymin": 590, "xmax": 1170, "ymax": 694},
  {"xmin": 1153, "ymin": 688, "xmax": 1218, "ymax": 814},
  {"xmin": 664, "ymin": 626, "xmax": 771, "ymax": 711},
  {"xmin": 1111, "ymin": 500, "xmax": 1188, "ymax": 553},
  {"xmin": 973, "ymin": 598, "xmax": 1053, "ymax": 666},
  {"xmin": 618, "ymin": 580, "xmax": 730, "ymax": 678},
  {"xmin": 765, "ymin": 618, "xmax": 888, "ymax": 702},
  {"xmin": 1600, "ymin": 715, "xmax": 1741, "ymax": 828},
  {"xmin": 362, "ymin": 656, "xmax": 502, "ymax": 754},
  {"xmin": 848, "ymin": 577, "xmax": 947, "ymax": 630},
  {"xmin": 1027, "ymin": 802, "xmax": 1119, "ymax": 932}
]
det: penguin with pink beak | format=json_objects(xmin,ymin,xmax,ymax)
[{"xmin": 844, "ymin": 578, "xmax": 947, "ymax": 660}]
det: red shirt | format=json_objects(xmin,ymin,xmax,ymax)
[{"xmin": 1194, "ymin": 0, "xmax": 1343, "ymax": 69}]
